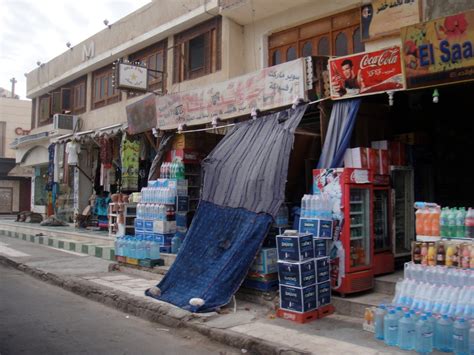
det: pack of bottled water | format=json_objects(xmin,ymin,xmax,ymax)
[
  {"xmin": 140, "ymin": 187, "xmax": 177, "ymax": 205},
  {"xmin": 392, "ymin": 262, "xmax": 474, "ymax": 319},
  {"xmin": 300, "ymin": 193, "xmax": 332, "ymax": 219}
]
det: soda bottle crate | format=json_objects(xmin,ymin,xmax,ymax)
[{"xmin": 276, "ymin": 304, "xmax": 335, "ymax": 324}]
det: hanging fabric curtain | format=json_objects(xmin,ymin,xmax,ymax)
[
  {"xmin": 147, "ymin": 132, "xmax": 173, "ymax": 181},
  {"xmin": 146, "ymin": 105, "xmax": 308, "ymax": 312},
  {"xmin": 317, "ymin": 99, "xmax": 361, "ymax": 169}
]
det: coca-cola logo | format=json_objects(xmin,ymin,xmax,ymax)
[{"xmin": 360, "ymin": 48, "xmax": 399, "ymax": 69}]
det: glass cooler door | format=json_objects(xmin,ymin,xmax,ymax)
[
  {"xmin": 349, "ymin": 187, "xmax": 371, "ymax": 269},
  {"xmin": 374, "ymin": 189, "xmax": 390, "ymax": 252}
]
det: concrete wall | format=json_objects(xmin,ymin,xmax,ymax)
[
  {"xmin": 242, "ymin": 0, "xmax": 360, "ymax": 73},
  {"xmin": 0, "ymin": 98, "xmax": 31, "ymax": 159},
  {"xmin": 423, "ymin": 0, "xmax": 473, "ymax": 21}
]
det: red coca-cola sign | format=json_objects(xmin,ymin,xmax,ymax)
[{"xmin": 329, "ymin": 46, "xmax": 404, "ymax": 100}]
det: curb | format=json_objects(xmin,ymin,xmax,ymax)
[{"xmin": 0, "ymin": 255, "xmax": 309, "ymax": 355}]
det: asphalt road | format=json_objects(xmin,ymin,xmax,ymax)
[{"xmin": 0, "ymin": 264, "xmax": 237, "ymax": 355}]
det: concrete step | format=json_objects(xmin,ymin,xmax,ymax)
[
  {"xmin": 374, "ymin": 270, "xmax": 403, "ymax": 296},
  {"xmin": 332, "ymin": 291, "xmax": 393, "ymax": 318}
]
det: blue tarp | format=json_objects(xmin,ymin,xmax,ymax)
[{"xmin": 146, "ymin": 200, "xmax": 272, "ymax": 312}]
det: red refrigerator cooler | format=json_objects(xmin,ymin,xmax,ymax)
[
  {"xmin": 373, "ymin": 175, "xmax": 395, "ymax": 275},
  {"xmin": 313, "ymin": 168, "xmax": 374, "ymax": 295}
]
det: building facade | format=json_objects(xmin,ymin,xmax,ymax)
[
  {"xmin": 0, "ymin": 94, "xmax": 32, "ymax": 214},
  {"xmin": 17, "ymin": 0, "xmax": 474, "ymax": 216}
]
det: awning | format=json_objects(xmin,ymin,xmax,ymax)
[{"xmin": 53, "ymin": 123, "xmax": 126, "ymax": 143}]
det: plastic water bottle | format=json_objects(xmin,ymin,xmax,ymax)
[
  {"xmin": 435, "ymin": 314, "xmax": 454, "ymax": 352},
  {"xmin": 150, "ymin": 236, "xmax": 161, "ymax": 260},
  {"xmin": 415, "ymin": 315, "xmax": 434, "ymax": 354},
  {"xmin": 114, "ymin": 236, "xmax": 121, "ymax": 257},
  {"xmin": 398, "ymin": 312, "xmax": 415, "ymax": 350},
  {"xmin": 453, "ymin": 318, "xmax": 470, "ymax": 355},
  {"xmin": 448, "ymin": 208, "xmax": 458, "ymax": 238},
  {"xmin": 468, "ymin": 322, "xmax": 474, "ymax": 355},
  {"xmin": 171, "ymin": 234, "xmax": 182, "ymax": 254},
  {"xmin": 145, "ymin": 236, "xmax": 152, "ymax": 259},
  {"xmin": 375, "ymin": 304, "xmax": 387, "ymax": 340},
  {"xmin": 384, "ymin": 309, "xmax": 399, "ymax": 346},
  {"xmin": 301, "ymin": 195, "xmax": 309, "ymax": 218}
]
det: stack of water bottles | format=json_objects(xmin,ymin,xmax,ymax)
[
  {"xmin": 373, "ymin": 262, "xmax": 474, "ymax": 354},
  {"xmin": 115, "ymin": 234, "xmax": 161, "ymax": 260},
  {"xmin": 300, "ymin": 194, "xmax": 332, "ymax": 219}
]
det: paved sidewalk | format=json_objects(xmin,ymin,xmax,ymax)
[{"xmin": 1, "ymin": 234, "xmax": 417, "ymax": 354}]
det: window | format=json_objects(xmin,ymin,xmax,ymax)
[
  {"xmin": 174, "ymin": 17, "xmax": 221, "ymax": 83},
  {"xmin": 0, "ymin": 121, "xmax": 5, "ymax": 157},
  {"xmin": 128, "ymin": 40, "xmax": 167, "ymax": 96},
  {"xmin": 92, "ymin": 65, "xmax": 120, "ymax": 109},
  {"xmin": 38, "ymin": 95, "xmax": 51, "ymax": 126},
  {"xmin": 71, "ymin": 79, "xmax": 86, "ymax": 114},
  {"xmin": 268, "ymin": 8, "xmax": 363, "ymax": 65}
]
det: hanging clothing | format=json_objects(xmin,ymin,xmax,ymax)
[
  {"xmin": 121, "ymin": 135, "xmax": 140, "ymax": 191},
  {"xmin": 66, "ymin": 140, "xmax": 81, "ymax": 165},
  {"xmin": 99, "ymin": 134, "xmax": 113, "ymax": 169},
  {"xmin": 46, "ymin": 144, "xmax": 55, "ymax": 191}
]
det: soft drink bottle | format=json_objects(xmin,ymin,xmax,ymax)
[
  {"xmin": 384, "ymin": 309, "xmax": 399, "ymax": 346},
  {"xmin": 440, "ymin": 207, "xmax": 449, "ymax": 237},
  {"xmin": 465, "ymin": 208, "xmax": 474, "ymax": 238},
  {"xmin": 435, "ymin": 314, "xmax": 453, "ymax": 352},
  {"xmin": 416, "ymin": 208, "xmax": 426, "ymax": 235},
  {"xmin": 456, "ymin": 208, "xmax": 467, "ymax": 238},
  {"xmin": 453, "ymin": 317, "xmax": 470, "ymax": 355},
  {"xmin": 448, "ymin": 208, "xmax": 458, "ymax": 238},
  {"xmin": 415, "ymin": 315, "xmax": 434, "ymax": 354},
  {"xmin": 374, "ymin": 304, "xmax": 387, "ymax": 340},
  {"xmin": 398, "ymin": 312, "xmax": 416, "ymax": 350},
  {"xmin": 424, "ymin": 208, "xmax": 433, "ymax": 236},
  {"xmin": 431, "ymin": 207, "xmax": 440, "ymax": 236},
  {"xmin": 171, "ymin": 234, "xmax": 182, "ymax": 254}
]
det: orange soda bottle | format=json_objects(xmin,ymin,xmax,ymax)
[
  {"xmin": 416, "ymin": 208, "xmax": 424, "ymax": 235},
  {"xmin": 431, "ymin": 207, "xmax": 440, "ymax": 236}
]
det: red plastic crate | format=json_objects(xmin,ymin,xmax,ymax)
[
  {"xmin": 318, "ymin": 304, "xmax": 335, "ymax": 319},
  {"xmin": 276, "ymin": 308, "xmax": 319, "ymax": 324}
]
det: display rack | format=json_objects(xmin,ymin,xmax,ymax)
[
  {"xmin": 108, "ymin": 202, "xmax": 137, "ymax": 237},
  {"xmin": 184, "ymin": 163, "xmax": 201, "ymax": 212}
]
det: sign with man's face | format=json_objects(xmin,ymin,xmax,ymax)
[{"xmin": 328, "ymin": 46, "xmax": 405, "ymax": 100}]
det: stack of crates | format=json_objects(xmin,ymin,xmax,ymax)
[
  {"xmin": 276, "ymin": 230, "xmax": 333, "ymax": 323},
  {"xmin": 241, "ymin": 247, "xmax": 279, "ymax": 291}
]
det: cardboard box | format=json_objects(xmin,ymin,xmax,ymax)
[
  {"xmin": 367, "ymin": 148, "xmax": 380, "ymax": 174},
  {"xmin": 250, "ymin": 248, "xmax": 278, "ymax": 274},
  {"xmin": 172, "ymin": 134, "xmax": 203, "ymax": 150},
  {"xmin": 313, "ymin": 239, "xmax": 328, "ymax": 258},
  {"xmin": 166, "ymin": 149, "xmax": 204, "ymax": 164},
  {"xmin": 159, "ymin": 246, "xmax": 172, "ymax": 254},
  {"xmin": 135, "ymin": 219, "xmax": 144, "ymax": 231},
  {"xmin": 299, "ymin": 218, "xmax": 333, "ymax": 239},
  {"xmin": 176, "ymin": 212, "xmax": 189, "ymax": 228},
  {"xmin": 147, "ymin": 233, "xmax": 174, "ymax": 246},
  {"xmin": 317, "ymin": 280, "xmax": 331, "ymax": 307},
  {"xmin": 379, "ymin": 149, "xmax": 389, "ymax": 175},
  {"xmin": 278, "ymin": 259, "xmax": 316, "ymax": 287},
  {"xmin": 279, "ymin": 284, "xmax": 317, "ymax": 313},
  {"xmin": 351, "ymin": 148, "xmax": 368, "ymax": 169},
  {"xmin": 144, "ymin": 220, "xmax": 154, "ymax": 232},
  {"xmin": 153, "ymin": 220, "xmax": 176, "ymax": 234},
  {"xmin": 315, "ymin": 257, "xmax": 330, "ymax": 283},
  {"xmin": 276, "ymin": 231, "xmax": 314, "ymax": 262},
  {"xmin": 343, "ymin": 149, "xmax": 353, "ymax": 167}
]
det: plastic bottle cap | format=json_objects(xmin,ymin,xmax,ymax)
[
  {"xmin": 389, "ymin": 310, "xmax": 396, "ymax": 314},
  {"xmin": 421, "ymin": 315, "xmax": 427, "ymax": 320},
  {"xmin": 458, "ymin": 318, "xmax": 465, "ymax": 323},
  {"xmin": 379, "ymin": 304, "xmax": 386, "ymax": 309},
  {"xmin": 396, "ymin": 306, "xmax": 402, "ymax": 311},
  {"xmin": 442, "ymin": 314, "xmax": 448, "ymax": 319},
  {"xmin": 404, "ymin": 313, "xmax": 410, "ymax": 318}
]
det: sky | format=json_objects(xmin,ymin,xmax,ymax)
[{"xmin": 0, "ymin": 0, "xmax": 151, "ymax": 99}]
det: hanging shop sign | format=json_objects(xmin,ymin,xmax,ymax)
[
  {"xmin": 401, "ymin": 10, "xmax": 474, "ymax": 89},
  {"xmin": 126, "ymin": 93, "xmax": 157, "ymax": 135},
  {"xmin": 328, "ymin": 46, "xmax": 404, "ymax": 100},
  {"xmin": 361, "ymin": 0, "xmax": 421, "ymax": 41},
  {"xmin": 117, "ymin": 62, "xmax": 148, "ymax": 91},
  {"xmin": 153, "ymin": 58, "xmax": 311, "ymax": 130}
]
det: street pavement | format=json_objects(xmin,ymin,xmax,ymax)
[
  {"xmin": 0, "ymin": 263, "xmax": 237, "ymax": 355},
  {"xmin": 0, "ymin": 234, "xmax": 419, "ymax": 354}
]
